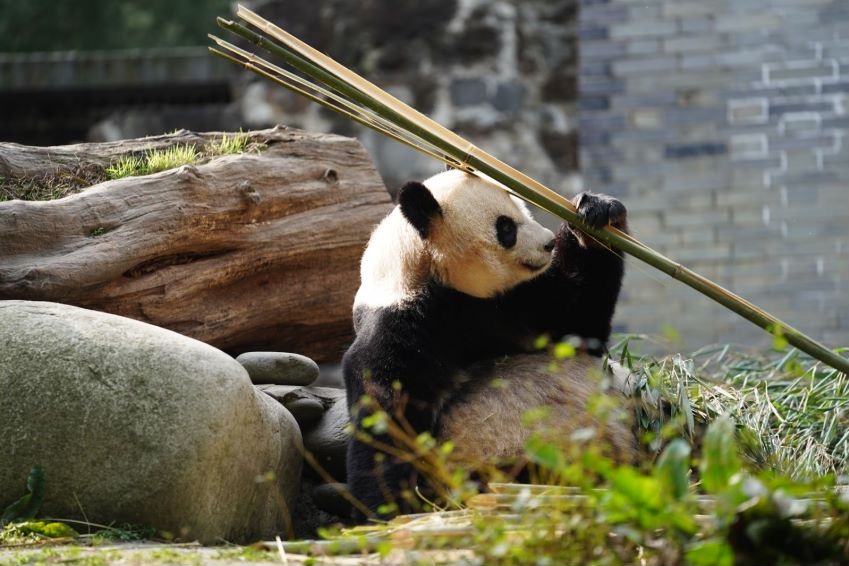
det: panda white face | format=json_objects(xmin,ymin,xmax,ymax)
[
  {"xmin": 418, "ymin": 170, "xmax": 555, "ymax": 299},
  {"xmin": 355, "ymin": 170, "xmax": 555, "ymax": 309}
]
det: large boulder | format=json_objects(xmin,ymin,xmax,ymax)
[{"xmin": 0, "ymin": 300, "xmax": 303, "ymax": 544}]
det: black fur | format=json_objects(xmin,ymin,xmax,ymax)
[
  {"xmin": 496, "ymin": 215, "xmax": 518, "ymax": 249},
  {"xmin": 343, "ymin": 190, "xmax": 627, "ymax": 520},
  {"xmin": 398, "ymin": 181, "xmax": 442, "ymax": 239},
  {"xmin": 501, "ymin": 191, "xmax": 628, "ymax": 346}
]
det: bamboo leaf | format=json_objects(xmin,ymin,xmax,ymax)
[
  {"xmin": 686, "ymin": 539, "xmax": 734, "ymax": 566},
  {"xmin": 655, "ymin": 439, "xmax": 691, "ymax": 501},
  {"xmin": 700, "ymin": 417, "xmax": 741, "ymax": 495}
]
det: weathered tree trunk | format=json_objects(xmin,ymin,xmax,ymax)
[{"xmin": 0, "ymin": 127, "xmax": 392, "ymax": 362}]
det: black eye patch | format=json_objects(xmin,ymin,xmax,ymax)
[{"xmin": 496, "ymin": 216, "xmax": 517, "ymax": 249}]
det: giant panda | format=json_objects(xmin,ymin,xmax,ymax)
[{"xmin": 342, "ymin": 169, "xmax": 631, "ymax": 519}]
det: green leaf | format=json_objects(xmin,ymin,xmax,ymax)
[
  {"xmin": 700, "ymin": 417, "xmax": 741, "ymax": 495},
  {"xmin": 655, "ymin": 439, "xmax": 691, "ymax": 501},
  {"xmin": 661, "ymin": 324, "xmax": 681, "ymax": 344},
  {"xmin": 685, "ymin": 539, "xmax": 734, "ymax": 566},
  {"xmin": 1, "ymin": 465, "xmax": 45, "ymax": 526},
  {"xmin": 533, "ymin": 334, "xmax": 550, "ymax": 350},
  {"xmin": 553, "ymin": 341, "xmax": 577, "ymax": 360},
  {"xmin": 524, "ymin": 437, "xmax": 563, "ymax": 470},
  {"xmin": 607, "ymin": 467, "xmax": 663, "ymax": 512},
  {"xmin": 678, "ymin": 385, "xmax": 695, "ymax": 439},
  {"xmin": 770, "ymin": 324, "xmax": 789, "ymax": 351}
]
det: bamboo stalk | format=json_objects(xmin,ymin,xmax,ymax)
[
  {"xmin": 210, "ymin": 6, "xmax": 849, "ymax": 375},
  {"xmin": 467, "ymin": 492, "xmax": 590, "ymax": 510}
]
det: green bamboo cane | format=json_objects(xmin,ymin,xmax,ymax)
[{"xmin": 212, "ymin": 13, "xmax": 849, "ymax": 375}]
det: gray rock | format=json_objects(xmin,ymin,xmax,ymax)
[
  {"xmin": 312, "ymin": 482, "xmax": 353, "ymax": 518},
  {"xmin": 0, "ymin": 301, "xmax": 302, "ymax": 544},
  {"xmin": 284, "ymin": 397, "xmax": 325, "ymax": 426},
  {"xmin": 236, "ymin": 351, "xmax": 319, "ymax": 386},
  {"xmin": 450, "ymin": 78, "xmax": 488, "ymax": 107},
  {"xmin": 302, "ymin": 390, "xmax": 349, "ymax": 480},
  {"xmin": 292, "ymin": 478, "xmax": 348, "ymax": 539},
  {"xmin": 315, "ymin": 363, "xmax": 344, "ymax": 388},
  {"xmin": 258, "ymin": 385, "xmax": 341, "ymax": 426},
  {"xmin": 256, "ymin": 384, "xmax": 301, "ymax": 402},
  {"xmin": 493, "ymin": 81, "xmax": 526, "ymax": 114}
]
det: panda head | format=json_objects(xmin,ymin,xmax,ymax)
[{"xmin": 356, "ymin": 170, "xmax": 555, "ymax": 308}]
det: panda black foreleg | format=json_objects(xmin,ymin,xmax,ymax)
[
  {"xmin": 501, "ymin": 191, "xmax": 627, "ymax": 346},
  {"xmin": 346, "ymin": 396, "xmax": 440, "ymax": 520},
  {"xmin": 555, "ymin": 191, "xmax": 628, "ymax": 343},
  {"xmin": 346, "ymin": 434, "xmax": 420, "ymax": 521},
  {"xmin": 550, "ymin": 224, "xmax": 625, "ymax": 343}
]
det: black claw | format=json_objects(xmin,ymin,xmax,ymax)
[{"xmin": 573, "ymin": 191, "xmax": 627, "ymax": 229}]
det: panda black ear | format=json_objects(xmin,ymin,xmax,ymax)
[{"xmin": 398, "ymin": 181, "xmax": 442, "ymax": 239}]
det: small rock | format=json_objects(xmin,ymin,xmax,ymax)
[
  {"xmin": 292, "ymin": 477, "xmax": 349, "ymax": 538},
  {"xmin": 312, "ymin": 483, "xmax": 353, "ymax": 518},
  {"xmin": 236, "ymin": 351, "xmax": 319, "ymax": 386},
  {"xmin": 315, "ymin": 363, "xmax": 344, "ymax": 388},
  {"xmin": 285, "ymin": 397, "xmax": 325, "ymax": 426},
  {"xmin": 302, "ymin": 390, "xmax": 349, "ymax": 480},
  {"xmin": 259, "ymin": 385, "xmax": 350, "ymax": 430},
  {"xmin": 256, "ymin": 384, "xmax": 300, "ymax": 403}
]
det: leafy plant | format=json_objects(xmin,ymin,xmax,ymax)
[{"xmin": 1, "ymin": 465, "xmax": 45, "ymax": 527}]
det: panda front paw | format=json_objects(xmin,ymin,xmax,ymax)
[{"xmin": 573, "ymin": 192, "xmax": 627, "ymax": 231}]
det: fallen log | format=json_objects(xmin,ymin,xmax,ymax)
[{"xmin": 0, "ymin": 127, "xmax": 392, "ymax": 362}]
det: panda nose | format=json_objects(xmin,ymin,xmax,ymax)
[{"xmin": 544, "ymin": 238, "xmax": 556, "ymax": 252}]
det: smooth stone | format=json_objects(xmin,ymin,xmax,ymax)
[
  {"xmin": 236, "ymin": 351, "xmax": 319, "ymax": 386},
  {"xmin": 314, "ymin": 363, "xmax": 344, "ymax": 388},
  {"xmin": 0, "ymin": 301, "xmax": 303, "ymax": 544},
  {"xmin": 312, "ymin": 482, "xmax": 353, "ymax": 518},
  {"xmin": 284, "ymin": 397, "xmax": 325, "ymax": 426},
  {"xmin": 302, "ymin": 390, "xmax": 349, "ymax": 481}
]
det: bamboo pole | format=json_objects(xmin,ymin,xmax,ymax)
[{"xmin": 210, "ymin": 6, "xmax": 849, "ymax": 375}]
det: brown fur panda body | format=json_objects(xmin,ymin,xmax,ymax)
[{"xmin": 438, "ymin": 353, "xmax": 637, "ymax": 467}]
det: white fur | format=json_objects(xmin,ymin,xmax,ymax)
[{"xmin": 355, "ymin": 170, "xmax": 554, "ymax": 309}]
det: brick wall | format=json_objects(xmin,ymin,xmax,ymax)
[{"xmin": 579, "ymin": 0, "xmax": 849, "ymax": 352}]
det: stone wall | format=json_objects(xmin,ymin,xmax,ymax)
[
  {"xmin": 580, "ymin": 0, "xmax": 849, "ymax": 352},
  {"xmin": 242, "ymin": 0, "xmax": 581, "ymax": 203}
]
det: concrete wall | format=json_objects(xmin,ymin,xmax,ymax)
[{"xmin": 579, "ymin": 0, "xmax": 849, "ymax": 352}]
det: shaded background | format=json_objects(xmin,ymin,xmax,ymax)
[{"xmin": 1, "ymin": 0, "xmax": 847, "ymax": 354}]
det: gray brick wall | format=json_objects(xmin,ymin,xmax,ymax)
[{"xmin": 580, "ymin": 0, "xmax": 849, "ymax": 352}]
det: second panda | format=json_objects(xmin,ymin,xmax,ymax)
[{"xmin": 343, "ymin": 169, "xmax": 631, "ymax": 518}]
